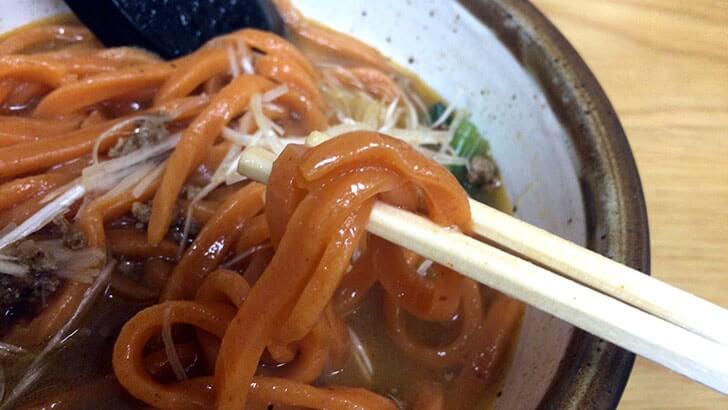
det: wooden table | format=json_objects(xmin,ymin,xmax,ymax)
[{"xmin": 531, "ymin": 0, "xmax": 728, "ymax": 408}]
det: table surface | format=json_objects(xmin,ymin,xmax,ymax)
[{"xmin": 530, "ymin": 0, "xmax": 728, "ymax": 408}]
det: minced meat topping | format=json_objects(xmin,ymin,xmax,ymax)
[
  {"xmin": 0, "ymin": 269, "xmax": 60, "ymax": 332},
  {"xmin": 0, "ymin": 240, "xmax": 62, "ymax": 332},
  {"xmin": 108, "ymin": 119, "xmax": 167, "ymax": 158}
]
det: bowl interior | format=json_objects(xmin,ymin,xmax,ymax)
[
  {"xmin": 294, "ymin": 0, "xmax": 587, "ymax": 408},
  {"xmin": 0, "ymin": 0, "xmax": 70, "ymax": 33}
]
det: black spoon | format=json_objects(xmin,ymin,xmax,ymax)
[{"xmin": 63, "ymin": 0, "xmax": 285, "ymax": 59}]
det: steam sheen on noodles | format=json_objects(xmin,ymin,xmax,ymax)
[{"xmin": 0, "ymin": 4, "xmax": 523, "ymax": 409}]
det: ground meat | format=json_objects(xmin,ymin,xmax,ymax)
[
  {"xmin": 181, "ymin": 184, "xmax": 202, "ymax": 200},
  {"xmin": 108, "ymin": 118, "xmax": 167, "ymax": 158},
  {"xmin": 467, "ymin": 155, "xmax": 501, "ymax": 188},
  {"xmin": 131, "ymin": 202, "xmax": 152, "ymax": 224},
  {"xmin": 62, "ymin": 230, "xmax": 87, "ymax": 250},
  {"xmin": 0, "ymin": 240, "xmax": 63, "ymax": 332},
  {"xmin": 53, "ymin": 216, "xmax": 87, "ymax": 250},
  {"xmin": 0, "ymin": 270, "xmax": 60, "ymax": 331},
  {"xmin": 14, "ymin": 240, "xmax": 57, "ymax": 272}
]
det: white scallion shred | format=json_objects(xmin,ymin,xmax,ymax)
[
  {"xmin": 0, "ymin": 224, "xmax": 17, "ymax": 239},
  {"xmin": 220, "ymin": 86, "xmax": 301, "ymax": 158},
  {"xmin": 222, "ymin": 127, "xmax": 258, "ymax": 146},
  {"xmin": 261, "ymin": 85, "xmax": 289, "ymax": 102},
  {"xmin": 251, "ymin": 93, "xmax": 284, "ymax": 136},
  {"xmin": 83, "ymin": 133, "xmax": 180, "ymax": 190},
  {"xmin": 223, "ymin": 127, "xmax": 305, "ymax": 154},
  {"xmin": 91, "ymin": 115, "xmax": 167, "ymax": 165},
  {"xmin": 0, "ymin": 127, "xmax": 176, "ymax": 251},
  {"xmin": 425, "ymin": 150, "xmax": 469, "ymax": 167},
  {"xmin": 53, "ymin": 253, "xmax": 105, "ymax": 284},
  {"xmin": 400, "ymin": 92, "xmax": 418, "ymax": 129},
  {"xmin": 227, "ymin": 46, "xmax": 240, "ymax": 78},
  {"xmin": 0, "ymin": 184, "xmax": 85, "ymax": 251},
  {"xmin": 262, "ymin": 102, "xmax": 285, "ymax": 115},
  {"xmin": 313, "ymin": 72, "xmax": 478, "ymax": 171},
  {"xmin": 306, "ymin": 122, "xmax": 452, "ymax": 158},
  {"xmin": 416, "ymin": 259, "xmax": 434, "ymax": 277},
  {"xmin": 163, "ymin": 305, "xmax": 188, "ymax": 382},
  {"xmin": 0, "ymin": 260, "xmax": 28, "ymax": 277},
  {"xmin": 39, "ymin": 179, "xmax": 80, "ymax": 205},
  {"xmin": 347, "ymin": 327, "xmax": 374, "ymax": 384},
  {"xmin": 166, "ymin": 94, "xmax": 209, "ymax": 120},
  {"xmin": 95, "ymin": 161, "xmax": 159, "ymax": 205},
  {"xmin": 178, "ymin": 144, "xmax": 242, "ymax": 255},
  {"xmin": 431, "ymin": 103, "xmax": 456, "ymax": 128},
  {"xmin": 222, "ymin": 243, "xmax": 271, "ymax": 269},
  {"xmin": 407, "ymin": 86, "xmax": 429, "ymax": 123},
  {"xmin": 238, "ymin": 41, "xmax": 254, "ymax": 75},
  {"xmin": 238, "ymin": 110, "xmax": 254, "ymax": 134},
  {"xmin": 387, "ymin": 127, "xmax": 451, "ymax": 146},
  {"xmin": 378, "ymin": 97, "xmax": 401, "ymax": 132},
  {"xmin": 132, "ymin": 161, "xmax": 167, "ymax": 199},
  {"xmin": 0, "ymin": 342, "xmax": 26, "ymax": 357},
  {"xmin": 73, "ymin": 196, "xmax": 90, "ymax": 222}
]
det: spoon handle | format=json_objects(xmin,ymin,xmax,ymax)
[{"xmin": 63, "ymin": 0, "xmax": 284, "ymax": 59}]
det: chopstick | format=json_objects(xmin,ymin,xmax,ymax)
[
  {"xmin": 469, "ymin": 201, "xmax": 728, "ymax": 346},
  {"xmin": 237, "ymin": 146, "xmax": 728, "ymax": 394}
]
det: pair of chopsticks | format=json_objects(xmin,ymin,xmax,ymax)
[{"xmin": 238, "ymin": 146, "xmax": 728, "ymax": 394}]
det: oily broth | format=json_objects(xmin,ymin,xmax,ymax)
[
  {"xmin": 323, "ymin": 287, "xmax": 520, "ymax": 409},
  {"xmin": 2, "ymin": 18, "xmax": 522, "ymax": 410},
  {"xmin": 10, "ymin": 293, "xmax": 146, "ymax": 409}
]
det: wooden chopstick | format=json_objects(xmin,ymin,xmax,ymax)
[
  {"xmin": 368, "ymin": 202, "xmax": 728, "ymax": 394},
  {"xmin": 237, "ymin": 146, "xmax": 728, "ymax": 394},
  {"xmin": 469, "ymin": 200, "xmax": 728, "ymax": 346}
]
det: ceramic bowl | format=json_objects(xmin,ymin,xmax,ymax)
[
  {"xmin": 4, "ymin": 0, "xmax": 650, "ymax": 408},
  {"xmin": 286, "ymin": 2, "xmax": 650, "ymax": 408}
]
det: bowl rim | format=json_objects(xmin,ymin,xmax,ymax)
[
  {"xmin": 459, "ymin": 0, "xmax": 651, "ymax": 408},
  {"xmin": 1, "ymin": 1, "xmax": 650, "ymax": 407}
]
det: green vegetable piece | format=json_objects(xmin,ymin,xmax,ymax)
[
  {"xmin": 447, "ymin": 119, "xmax": 492, "ymax": 197},
  {"xmin": 429, "ymin": 102, "xmax": 452, "ymax": 126},
  {"xmin": 450, "ymin": 120, "xmax": 490, "ymax": 159},
  {"xmin": 429, "ymin": 102, "xmax": 494, "ymax": 197}
]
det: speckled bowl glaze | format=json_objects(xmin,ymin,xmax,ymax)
[
  {"xmin": 4, "ymin": 0, "xmax": 649, "ymax": 408},
  {"xmin": 291, "ymin": 1, "xmax": 650, "ymax": 408}
]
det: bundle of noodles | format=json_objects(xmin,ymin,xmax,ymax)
[
  {"xmin": 0, "ymin": 6, "xmax": 522, "ymax": 409},
  {"xmin": 0, "ymin": 24, "xmax": 329, "ymax": 347},
  {"xmin": 110, "ymin": 132, "xmax": 522, "ymax": 410}
]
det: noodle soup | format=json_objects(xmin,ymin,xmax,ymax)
[{"xmin": 0, "ymin": 3, "xmax": 522, "ymax": 409}]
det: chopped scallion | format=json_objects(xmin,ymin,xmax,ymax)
[
  {"xmin": 429, "ymin": 102, "xmax": 453, "ymax": 127},
  {"xmin": 430, "ymin": 102, "xmax": 495, "ymax": 196}
]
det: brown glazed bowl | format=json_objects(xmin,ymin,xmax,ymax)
[
  {"xmin": 469, "ymin": 1, "xmax": 650, "ymax": 408},
  {"xmin": 5, "ymin": 0, "xmax": 650, "ymax": 408},
  {"xmin": 461, "ymin": 1, "xmax": 650, "ymax": 408},
  {"xmin": 288, "ymin": 1, "xmax": 650, "ymax": 408}
]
